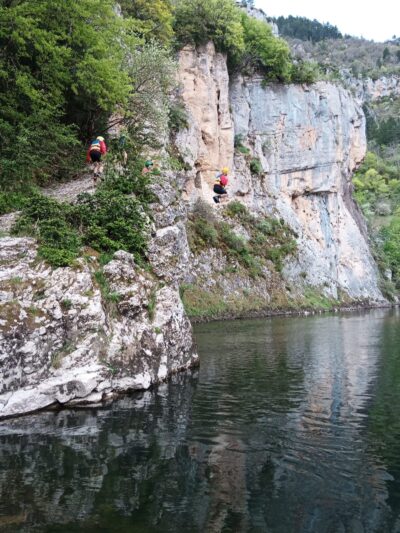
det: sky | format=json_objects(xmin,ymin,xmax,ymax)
[{"xmin": 255, "ymin": 0, "xmax": 400, "ymax": 42}]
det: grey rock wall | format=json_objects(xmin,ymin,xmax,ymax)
[
  {"xmin": 177, "ymin": 45, "xmax": 384, "ymax": 302},
  {"xmin": 341, "ymin": 72, "xmax": 400, "ymax": 104}
]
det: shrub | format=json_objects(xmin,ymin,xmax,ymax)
[
  {"xmin": 250, "ymin": 158, "xmax": 263, "ymax": 175},
  {"xmin": 173, "ymin": 0, "xmax": 245, "ymax": 56},
  {"xmin": 169, "ymin": 102, "xmax": 189, "ymax": 132},
  {"xmin": 12, "ymin": 160, "xmax": 152, "ymax": 267},
  {"xmin": 173, "ymin": 0, "xmax": 300, "ymax": 84},
  {"xmin": 225, "ymin": 200, "xmax": 248, "ymax": 218},
  {"xmin": 290, "ymin": 59, "xmax": 319, "ymax": 84},
  {"xmin": 0, "ymin": 191, "xmax": 32, "ymax": 216},
  {"xmin": 190, "ymin": 218, "xmax": 219, "ymax": 247},
  {"xmin": 237, "ymin": 13, "xmax": 293, "ymax": 82},
  {"xmin": 0, "ymin": 0, "xmax": 136, "ymax": 189},
  {"xmin": 192, "ymin": 198, "xmax": 216, "ymax": 221}
]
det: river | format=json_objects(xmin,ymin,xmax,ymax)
[{"xmin": 1, "ymin": 309, "xmax": 400, "ymax": 532}]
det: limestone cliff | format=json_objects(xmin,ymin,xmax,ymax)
[
  {"xmin": 176, "ymin": 43, "xmax": 384, "ymax": 303},
  {"xmin": 0, "ymin": 42, "xmax": 388, "ymax": 419},
  {"xmin": 0, "ymin": 174, "xmax": 198, "ymax": 419},
  {"xmin": 341, "ymin": 72, "xmax": 400, "ymax": 104}
]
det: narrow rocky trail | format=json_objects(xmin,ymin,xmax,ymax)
[{"xmin": 41, "ymin": 174, "xmax": 95, "ymax": 203}]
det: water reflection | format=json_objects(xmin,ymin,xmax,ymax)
[{"xmin": 0, "ymin": 309, "xmax": 400, "ymax": 532}]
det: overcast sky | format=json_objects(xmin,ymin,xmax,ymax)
[{"xmin": 255, "ymin": 0, "xmax": 399, "ymax": 42}]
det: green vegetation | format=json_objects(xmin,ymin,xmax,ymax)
[
  {"xmin": 234, "ymin": 134, "xmax": 251, "ymax": 155},
  {"xmin": 147, "ymin": 289, "xmax": 158, "ymax": 321},
  {"xmin": 365, "ymin": 97, "xmax": 400, "ymax": 147},
  {"xmin": 180, "ymin": 283, "xmax": 265, "ymax": 319},
  {"xmin": 286, "ymin": 34, "xmax": 400, "ymax": 80},
  {"xmin": 12, "ymin": 160, "xmax": 153, "ymax": 267},
  {"xmin": 61, "ymin": 299, "xmax": 72, "ymax": 311},
  {"xmin": 0, "ymin": 190, "xmax": 32, "ymax": 216},
  {"xmin": 351, "ymin": 89, "xmax": 400, "ymax": 298},
  {"xmin": 118, "ymin": 0, "xmax": 174, "ymax": 45},
  {"xmin": 0, "ymin": 0, "xmax": 316, "ymax": 198},
  {"xmin": 173, "ymin": 0, "xmax": 317, "ymax": 83},
  {"xmin": 0, "ymin": 0, "xmax": 137, "ymax": 189},
  {"xmin": 353, "ymin": 152, "xmax": 400, "ymax": 217},
  {"xmin": 250, "ymin": 158, "xmax": 263, "ymax": 175},
  {"xmin": 353, "ymin": 151, "xmax": 400, "ymax": 294},
  {"xmin": 94, "ymin": 270, "xmax": 121, "ymax": 303},
  {"xmin": 187, "ymin": 199, "xmax": 297, "ymax": 277},
  {"xmin": 0, "ymin": 1, "xmax": 176, "ymax": 191},
  {"xmin": 273, "ymin": 16, "xmax": 342, "ymax": 43},
  {"xmin": 173, "ymin": 0, "xmax": 245, "ymax": 57},
  {"xmin": 168, "ymin": 102, "xmax": 189, "ymax": 133},
  {"xmin": 180, "ymin": 281, "xmax": 342, "ymax": 320}
]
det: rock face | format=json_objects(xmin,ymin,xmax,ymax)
[
  {"xmin": 342, "ymin": 73, "xmax": 400, "ymax": 104},
  {"xmin": 0, "ymin": 240, "xmax": 197, "ymax": 419},
  {"xmin": 176, "ymin": 43, "xmax": 234, "ymax": 201},
  {"xmin": 177, "ymin": 44, "xmax": 384, "ymax": 301}
]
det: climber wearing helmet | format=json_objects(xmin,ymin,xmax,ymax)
[
  {"xmin": 86, "ymin": 135, "xmax": 107, "ymax": 183},
  {"xmin": 213, "ymin": 167, "xmax": 229, "ymax": 204},
  {"xmin": 142, "ymin": 160, "xmax": 154, "ymax": 175}
]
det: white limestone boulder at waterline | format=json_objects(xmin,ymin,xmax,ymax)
[{"xmin": 0, "ymin": 242, "xmax": 198, "ymax": 419}]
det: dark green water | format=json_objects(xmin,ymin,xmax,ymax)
[{"xmin": 1, "ymin": 309, "xmax": 400, "ymax": 532}]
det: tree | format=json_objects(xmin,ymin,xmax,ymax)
[
  {"xmin": 234, "ymin": 13, "xmax": 292, "ymax": 81},
  {"xmin": 173, "ymin": 0, "xmax": 245, "ymax": 57},
  {"xmin": 119, "ymin": 0, "xmax": 174, "ymax": 45},
  {"xmin": 273, "ymin": 15, "xmax": 342, "ymax": 42},
  {"xmin": 0, "ymin": 0, "xmax": 138, "ymax": 188},
  {"xmin": 383, "ymin": 47, "xmax": 391, "ymax": 62},
  {"xmin": 111, "ymin": 43, "xmax": 177, "ymax": 154}
]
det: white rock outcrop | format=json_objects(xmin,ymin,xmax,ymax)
[
  {"xmin": 176, "ymin": 44, "xmax": 384, "ymax": 302},
  {"xmin": 0, "ymin": 242, "xmax": 197, "ymax": 419}
]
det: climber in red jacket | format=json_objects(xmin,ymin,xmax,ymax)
[
  {"xmin": 213, "ymin": 167, "xmax": 229, "ymax": 204},
  {"xmin": 86, "ymin": 136, "xmax": 107, "ymax": 183}
]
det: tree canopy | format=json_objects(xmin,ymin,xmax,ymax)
[
  {"xmin": 274, "ymin": 15, "xmax": 342, "ymax": 43},
  {"xmin": 0, "ymin": 0, "xmax": 137, "ymax": 187}
]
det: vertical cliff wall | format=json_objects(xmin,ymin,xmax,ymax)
[{"xmin": 176, "ymin": 43, "xmax": 384, "ymax": 302}]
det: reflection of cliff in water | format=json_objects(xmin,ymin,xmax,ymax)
[
  {"xmin": 0, "ymin": 310, "xmax": 399, "ymax": 532},
  {"xmin": 248, "ymin": 312, "xmax": 391, "ymax": 532},
  {"xmin": 0, "ymin": 372, "xmax": 201, "ymax": 532}
]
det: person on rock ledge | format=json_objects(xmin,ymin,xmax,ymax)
[
  {"xmin": 142, "ymin": 160, "xmax": 154, "ymax": 175},
  {"xmin": 86, "ymin": 136, "xmax": 107, "ymax": 184},
  {"xmin": 213, "ymin": 167, "xmax": 229, "ymax": 204}
]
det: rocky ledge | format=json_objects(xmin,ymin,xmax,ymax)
[{"xmin": 0, "ymin": 238, "xmax": 198, "ymax": 419}]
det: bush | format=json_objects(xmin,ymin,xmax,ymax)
[
  {"xmin": 380, "ymin": 216, "xmax": 400, "ymax": 283},
  {"xmin": 188, "ymin": 199, "xmax": 297, "ymax": 278},
  {"xmin": 173, "ymin": 0, "xmax": 245, "ymax": 57},
  {"xmin": 190, "ymin": 218, "xmax": 219, "ymax": 247},
  {"xmin": 0, "ymin": 191, "xmax": 33, "ymax": 216},
  {"xmin": 173, "ymin": 0, "xmax": 300, "ymax": 84},
  {"xmin": 250, "ymin": 158, "xmax": 263, "ymax": 175},
  {"xmin": 169, "ymin": 102, "xmax": 189, "ymax": 132},
  {"xmin": 12, "ymin": 160, "xmax": 152, "ymax": 267},
  {"xmin": 352, "ymin": 151, "xmax": 400, "ymax": 215},
  {"xmin": 225, "ymin": 200, "xmax": 248, "ymax": 218},
  {"xmin": 290, "ymin": 59, "xmax": 319, "ymax": 83},
  {"xmin": 236, "ymin": 13, "xmax": 292, "ymax": 82}
]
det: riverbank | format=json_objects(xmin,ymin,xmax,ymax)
[{"xmin": 181, "ymin": 282, "xmax": 396, "ymax": 324}]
